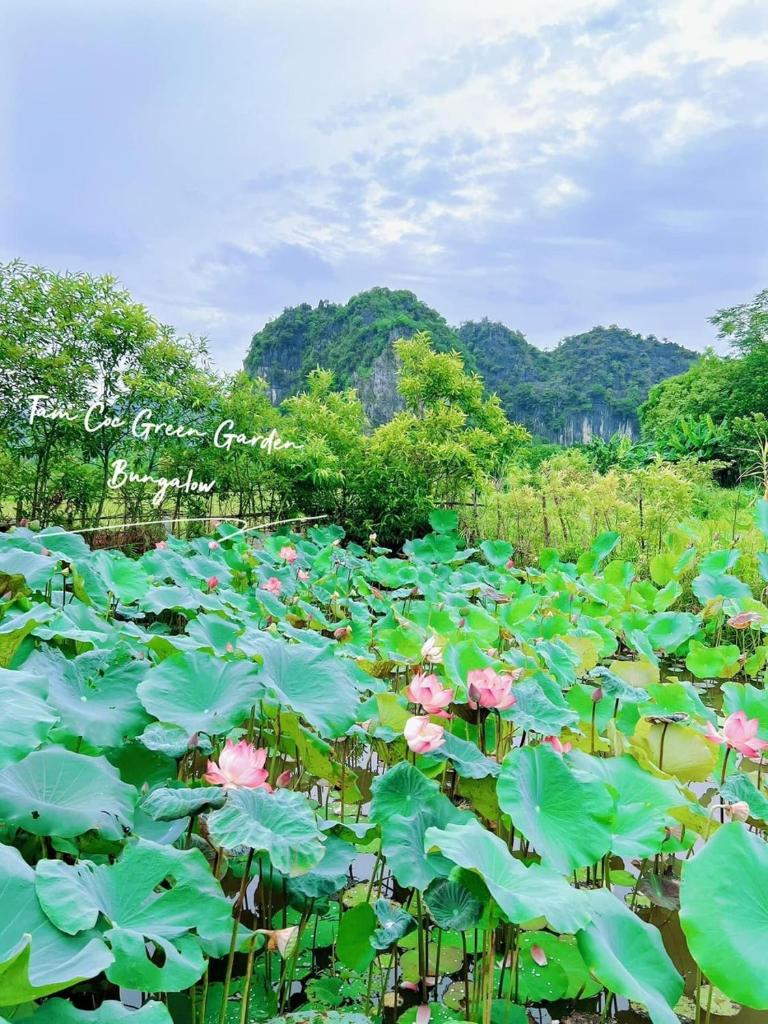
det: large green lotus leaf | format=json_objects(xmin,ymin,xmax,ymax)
[
  {"xmin": 480, "ymin": 540, "xmax": 514, "ymax": 568},
  {"xmin": 370, "ymin": 762, "xmax": 440, "ymax": 825},
  {"xmin": 185, "ymin": 613, "xmax": 243, "ymax": 655},
  {"xmin": 692, "ymin": 572, "xmax": 751, "ymax": 603},
  {"xmin": 423, "ymin": 876, "xmax": 484, "ymax": 930},
  {"xmin": 0, "ymin": 549, "xmax": 58, "ymax": 592},
  {"xmin": 0, "ymin": 846, "xmax": 110, "ymax": 1006},
  {"xmin": 35, "ymin": 839, "xmax": 232, "ymax": 992},
  {"xmin": 26, "ymin": 1000, "xmax": 171, "ymax": 1023},
  {"xmin": 32, "ymin": 603, "xmax": 120, "ymax": 649},
  {"xmin": 369, "ymin": 556, "xmax": 418, "ymax": 589},
  {"xmin": 577, "ymin": 889, "xmax": 682, "ymax": 1024},
  {"xmin": 425, "ymin": 820, "xmax": 591, "ymax": 933},
  {"xmin": 433, "ymin": 733, "xmax": 500, "ymax": 780},
  {"xmin": 569, "ymin": 752, "xmax": 682, "ymax": 859},
  {"xmin": 371, "ymin": 899, "xmax": 415, "ymax": 950},
  {"xmin": 242, "ymin": 633, "xmax": 362, "ymax": 737},
  {"xmin": 631, "ymin": 719, "xmax": 717, "ymax": 783},
  {"xmin": 137, "ymin": 651, "xmax": 262, "ymax": 735},
  {"xmin": 535, "ymin": 639, "xmax": 580, "ymax": 688},
  {"xmin": 336, "ymin": 903, "xmax": 376, "ymax": 973},
  {"xmin": 0, "ymin": 606, "xmax": 56, "ymax": 669},
  {"xmin": 497, "ymin": 745, "xmax": 614, "ymax": 873},
  {"xmin": 0, "ymin": 748, "xmax": 135, "ymax": 839},
  {"xmin": 85, "ymin": 550, "xmax": 151, "ymax": 606},
  {"xmin": 286, "ymin": 836, "xmax": 357, "ymax": 905},
  {"xmin": 140, "ymin": 785, "xmax": 227, "ymax": 822},
  {"xmin": 508, "ymin": 676, "xmax": 579, "ymax": 734},
  {"xmin": 139, "ymin": 585, "xmax": 223, "ymax": 615},
  {"xmin": 700, "ymin": 549, "xmax": 741, "ymax": 574},
  {"xmin": 138, "ymin": 722, "xmax": 205, "ymax": 758},
  {"xmin": 685, "ymin": 641, "xmax": 742, "ymax": 680},
  {"xmin": 589, "ymin": 666, "xmax": 648, "ymax": 704},
  {"xmin": 24, "ymin": 647, "xmax": 149, "ymax": 747},
  {"xmin": 641, "ymin": 680, "xmax": 715, "ymax": 724},
  {"xmin": 0, "ymin": 668, "xmax": 57, "ymax": 769},
  {"xmin": 381, "ymin": 800, "xmax": 472, "ymax": 891},
  {"xmin": 405, "ymin": 533, "xmax": 459, "ymax": 564},
  {"xmin": 680, "ymin": 823, "xmax": 768, "ymax": 1008},
  {"xmin": 644, "ymin": 612, "xmax": 701, "ymax": 653},
  {"xmin": 207, "ymin": 788, "xmax": 325, "ymax": 876}
]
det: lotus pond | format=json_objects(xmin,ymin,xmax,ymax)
[{"xmin": 1, "ymin": 509, "xmax": 768, "ymax": 1024}]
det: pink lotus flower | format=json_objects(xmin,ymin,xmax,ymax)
[
  {"xmin": 530, "ymin": 945, "xmax": 547, "ymax": 967},
  {"xmin": 155, "ymin": 540, "xmax": 167, "ymax": 550},
  {"xmin": 544, "ymin": 735, "xmax": 572, "ymax": 755},
  {"xmin": 262, "ymin": 577, "xmax": 282, "ymax": 596},
  {"xmin": 297, "ymin": 569, "xmax": 310, "ymax": 582},
  {"xmin": 404, "ymin": 716, "xmax": 445, "ymax": 754},
  {"xmin": 727, "ymin": 611, "xmax": 761, "ymax": 629},
  {"xmin": 505, "ymin": 557, "xmax": 515, "ymax": 570},
  {"xmin": 467, "ymin": 668, "xmax": 520, "ymax": 711},
  {"xmin": 406, "ymin": 673, "xmax": 454, "ymax": 715},
  {"xmin": 206, "ymin": 576, "xmax": 219, "ymax": 592},
  {"xmin": 208, "ymin": 540, "xmax": 220, "ymax": 551},
  {"xmin": 421, "ymin": 635, "xmax": 444, "ymax": 664},
  {"xmin": 705, "ymin": 710, "xmax": 768, "ymax": 759},
  {"xmin": 204, "ymin": 739, "xmax": 271, "ymax": 789},
  {"xmin": 225, "ymin": 642, "xmax": 234, "ymax": 654},
  {"xmin": 280, "ymin": 546, "xmax": 298, "ymax": 564}
]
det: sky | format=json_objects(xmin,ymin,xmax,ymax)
[{"xmin": 3, "ymin": 0, "xmax": 768, "ymax": 371}]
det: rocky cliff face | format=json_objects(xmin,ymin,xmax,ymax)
[{"xmin": 244, "ymin": 290, "xmax": 697, "ymax": 441}]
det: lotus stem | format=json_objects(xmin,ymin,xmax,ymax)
[{"xmin": 218, "ymin": 848, "xmax": 254, "ymax": 1024}]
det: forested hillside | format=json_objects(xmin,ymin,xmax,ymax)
[{"xmin": 245, "ymin": 289, "xmax": 696, "ymax": 440}]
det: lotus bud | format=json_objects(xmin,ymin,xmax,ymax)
[
  {"xmin": 275, "ymin": 769, "xmax": 293, "ymax": 789},
  {"xmin": 61, "ymin": 566, "xmax": 70, "ymax": 576},
  {"xmin": 505, "ymin": 557, "xmax": 515, "ymax": 569},
  {"xmin": 155, "ymin": 540, "xmax": 167, "ymax": 550},
  {"xmin": 530, "ymin": 945, "xmax": 547, "ymax": 966},
  {"xmin": 225, "ymin": 642, "xmax": 234, "ymax": 654},
  {"xmin": 267, "ymin": 926, "xmax": 299, "ymax": 959},
  {"xmin": 592, "ymin": 686, "xmax": 604, "ymax": 702},
  {"xmin": 188, "ymin": 733, "xmax": 200, "ymax": 749},
  {"xmin": 208, "ymin": 540, "xmax": 220, "ymax": 550},
  {"xmin": 334, "ymin": 626, "xmax": 351, "ymax": 640},
  {"xmin": 369, "ymin": 532, "xmax": 377, "ymax": 544},
  {"xmin": 206, "ymin": 575, "xmax": 219, "ymax": 592},
  {"xmin": 727, "ymin": 800, "xmax": 750, "ymax": 822}
]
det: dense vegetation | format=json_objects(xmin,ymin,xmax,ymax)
[
  {"xmin": 0, "ymin": 262, "xmax": 526, "ymax": 547},
  {"xmin": 640, "ymin": 290, "xmax": 768, "ymax": 477},
  {"xmin": 244, "ymin": 289, "xmax": 695, "ymax": 440},
  {"xmin": 1, "ymin": 511, "xmax": 768, "ymax": 1022}
]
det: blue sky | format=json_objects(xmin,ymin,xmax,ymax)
[{"xmin": 3, "ymin": 0, "xmax": 767, "ymax": 370}]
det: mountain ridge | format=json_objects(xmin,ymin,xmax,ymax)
[{"xmin": 243, "ymin": 287, "xmax": 697, "ymax": 442}]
